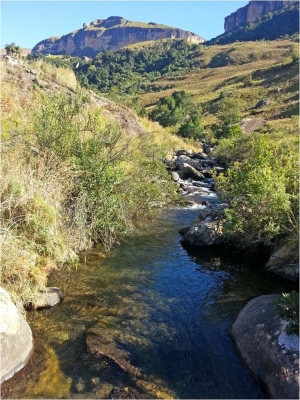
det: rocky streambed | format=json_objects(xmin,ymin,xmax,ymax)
[
  {"xmin": 1, "ymin": 146, "xmax": 299, "ymax": 399},
  {"xmin": 165, "ymin": 147, "xmax": 299, "ymax": 399}
]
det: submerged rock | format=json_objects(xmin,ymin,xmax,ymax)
[
  {"xmin": 0, "ymin": 287, "xmax": 33, "ymax": 383},
  {"xmin": 231, "ymin": 294, "xmax": 299, "ymax": 399},
  {"xmin": 86, "ymin": 327, "xmax": 142, "ymax": 378},
  {"xmin": 109, "ymin": 387, "xmax": 138, "ymax": 399},
  {"xmin": 25, "ymin": 287, "xmax": 64, "ymax": 310}
]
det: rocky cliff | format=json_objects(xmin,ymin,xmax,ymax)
[
  {"xmin": 224, "ymin": 1, "xmax": 295, "ymax": 32},
  {"xmin": 32, "ymin": 16, "xmax": 205, "ymax": 57}
]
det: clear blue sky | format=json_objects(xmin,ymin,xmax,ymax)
[{"xmin": 1, "ymin": 1, "xmax": 249, "ymax": 49}]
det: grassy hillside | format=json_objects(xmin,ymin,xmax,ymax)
[
  {"xmin": 35, "ymin": 39, "xmax": 298, "ymax": 126},
  {"xmin": 134, "ymin": 40, "xmax": 299, "ymax": 129},
  {"xmin": 1, "ymin": 57, "xmax": 196, "ymax": 310}
]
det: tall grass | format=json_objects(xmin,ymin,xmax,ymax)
[
  {"xmin": 1, "ymin": 146, "xmax": 78, "ymax": 310},
  {"xmin": 27, "ymin": 60, "xmax": 78, "ymax": 92}
]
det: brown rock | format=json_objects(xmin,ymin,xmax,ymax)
[
  {"xmin": 32, "ymin": 16, "xmax": 205, "ymax": 57},
  {"xmin": 224, "ymin": 1, "xmax": 294, "ymax": 32}
]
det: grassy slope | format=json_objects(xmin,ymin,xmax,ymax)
[
  {"xmin": 136, "ymin": 39, "xmax": 298, "ymax": 129},
  {"xmin": 1, "ymin": 57, "xmax": 200, "ymax": 309}
]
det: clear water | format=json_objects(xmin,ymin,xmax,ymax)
[{"xmin": 5, "ymin": 207, "xmax": 296, "ymax": 399}]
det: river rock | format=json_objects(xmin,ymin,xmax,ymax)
[
  {"xmin": 0, "ymin": 287, "xmax": 33, "ymax": 383},
  {"xmin": 170, "ymin": 171, "xmax": 180, "ymax": 182},
  {"xmin": 231, "ymin": 294, "xmax": 299, "ymax": 399},
  {"xmin": 180, "ymin": 163, "xmax": 205, "ymax": 181},
  {"xmin": 25, "ymin": 287, "xmax": 64, "ymax": 309},
  {"xmin": 176, "ymin": 149, "xmax": 194, "ymax": 156},
  {"xmin": 179, "ymin": 226, "xmax": 190, "ymax": 235},
  {"xmin": 86, "ymin": 327, "xmax": 142, "ymax": 378},
  {"xmin": 265, "ymin": 245, "xmax": 299, "ymax": 282},
  {"xmin": 174, "ymin": 155, "xmax": 192, "ymax": 168},
  {"xmin": 109, "ymin": 387, "xmax": 138, "ymax": 399},
  {"xmin": 181, "ymin": 204, "xmax": 228, "ymax": 247}
]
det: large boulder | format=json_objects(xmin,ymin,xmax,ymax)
[
  {"xmin": 0, "ymin": 287, "xmax": 33, "ymax": 383},
  {"xmin": 265, "ymin": 245, "xmax": 299, "ymax": 282},
  {"xmin": 239, "ymin": 118, "xmax": 267, "ymax": 134},
  {"xmin": 179, "ymin": 163, "xmax": 205, "ymax": 181},
  {"xmin": 231, "ymin": 295, "xmax": 299, "ymax": 399},
  {"xmin": 181, "ymin": 203, "xmax": 228, "ymax": 247}
]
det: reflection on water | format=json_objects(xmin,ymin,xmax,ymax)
[{"xmin": 5, "ymin": 208, "xmax": 296, "ymax": 399}]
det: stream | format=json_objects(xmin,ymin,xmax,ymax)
[{"xmin": 5, "ymin": 203, "xmax": 296, "ymax": 399}]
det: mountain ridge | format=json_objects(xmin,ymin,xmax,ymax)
[{"xmin": 32, "ymin": 16, "xmax": 205, "ymax": 57}]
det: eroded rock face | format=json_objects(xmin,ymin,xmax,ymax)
[
  {"xmin": 32, "ymin": 16, "xmax": 205, "ymax": 57},
  {"xmin": 224, "ymin": 1, "xmax": 294, "ymax": 32},
  {"xmin": 231, "ymin": 294, "xmax": 299, "ymax": 399},
  {"xmin": 0, "ymin": 287, "xmax": 33, "ymax": 383}
]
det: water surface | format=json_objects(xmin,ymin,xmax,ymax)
[{"xmin": 6, "ymin": 207, "xmax": 296, "ymax": 399}]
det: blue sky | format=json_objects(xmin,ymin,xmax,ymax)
[{"xmin": 1, "ymin": 1, "xmax": 249, "ymax": 49}]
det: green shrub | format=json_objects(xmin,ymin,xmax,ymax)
[
  {"xmin": 276, "ymin": 291, "xmax": 299, "ymax": 335},
  {"xmin": 149, "ymin": 90, "xmax": 203, "ymax": 139},
  {"xmin": 214, "ymin": 133, "xmax": 299, "ymax": 249}
]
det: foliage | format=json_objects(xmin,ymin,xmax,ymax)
[
  {"xmin": 214, "ymin": 133, "xmax": 299, "ymax": 249},
  {"xmin": 73, "ymin": 40, "xmax": 201, "ymax": 94},
  {"xmin": 276, "ymin": 291, "xmax": 299, "ymax": 335},
  {"xmin": 5, "ymin": 42, "xmax": 22, "ymax": 56},
  {"xmin": 30, "ymin": 90, "xmax": 181, "ymax": 251},
  {"xmin": 149, "ymin": 90, "xmax": 203, "ymax": 139}
]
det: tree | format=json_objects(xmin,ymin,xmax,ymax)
[
  {"xmin": 5, "ymin": 42, "xmax": 22, "ymax": 57},
  {"xmin": 149, "ymin": 90, "xmax": 203, "ymax": 139}
]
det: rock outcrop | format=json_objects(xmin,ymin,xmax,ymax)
[
  {"xmin": 265, "ymin": 245, "xmax": 299, "ymax": 282},
  {"xmin": 224, "ymin": 1, "xmax": 295, "ymax": 32},
  {"xmin": 231, "ymin": 295, "xmax": 299, "ymax": 399},
  {"xmin": 0, "ymin": 287, "xmax": 33, "ymax": 383},
  {"xmin": 180, "ymin": 203, "xmax": 228, "ymax": 247},
  {"xmin": 32, "ymin": 16, "xmax": 205, "ymax": 57}
]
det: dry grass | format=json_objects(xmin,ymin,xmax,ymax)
[
  {"xmin": 29, "ymin": 60, "xmax": 78, "ymax": 92},
  {"xmin": 138, "ymin": 39, "xmax": 299, "ymax": 125},
  {"xmin": 0, "ymin": 146, "xmax": 78, "ymax": 311}
]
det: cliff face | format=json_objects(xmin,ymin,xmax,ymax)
[
  {"xmin": 32, "ymin": 16, "xmax": 205, "ymax": 57},
  {"xmin": 224, "ymin": 1, "xmax": 294, "ymax": 32}
]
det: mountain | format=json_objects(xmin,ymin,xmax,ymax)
[
  {"xmin": 224, "ymin": 0, "xmax": 296, "ymax": 32},
  {"xmin": 31, "ymin": 16, "xmax": 205, "ymax": 57},
  {"xmin": 207, "ymin": 1, "xmax": 299, "ymax": 45}
]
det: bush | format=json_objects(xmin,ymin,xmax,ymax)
[
  {"xmin": 214, "ymin": 134, "xmax": 299, "ymax": 249},
  {"xmin": 149, "ymin": 90, "xmax": 203, "ymax": 139},
  {"xmin": 276, "ymin": 291, "xmax": 299, "ymax": 335}
]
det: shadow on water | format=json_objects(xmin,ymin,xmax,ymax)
[{"xmin": 3, "ymin": 208, "xmax": 296, "ymax": 399}]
